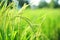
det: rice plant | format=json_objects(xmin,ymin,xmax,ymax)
[{"xmin": 0, "ymin": 0, "xmax": 60, "ymax": 40}]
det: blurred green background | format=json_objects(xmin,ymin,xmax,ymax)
[{"xmin": 0, "ymin": 0, "xmax": 60, "ymax": 40}]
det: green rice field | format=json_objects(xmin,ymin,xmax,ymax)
[{"xmin": 0, "ymin": 1, "xmax": 60, "ymax": 40}]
